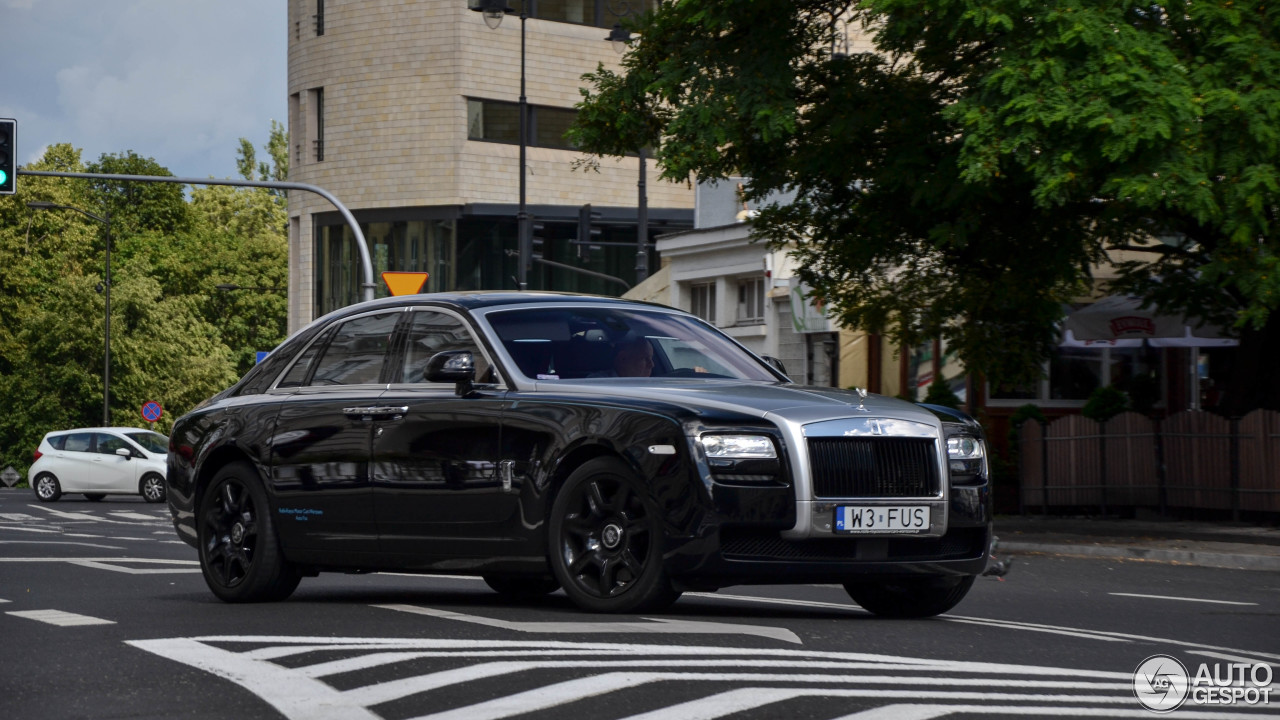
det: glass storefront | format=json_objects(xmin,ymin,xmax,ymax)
[{"xmin": 314, "ymin": 214, "xmax": 678, "ymax": 318}]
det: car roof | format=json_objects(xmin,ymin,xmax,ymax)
[
  {"xmin": 317, "ymin": 291, "xmax": 681, "ymax": 322},
  {"xmin": 47, "ymin": 427, "xmax": 165, "ymax": 435}
]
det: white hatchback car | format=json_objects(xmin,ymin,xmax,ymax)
[{"xmin": 28, "ymin": 427, "xmax": 169, "ymax": 503}]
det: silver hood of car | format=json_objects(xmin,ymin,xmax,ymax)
[{"xmin": 540, "ymin": 379, "xmax": 943, "ymax": 430}]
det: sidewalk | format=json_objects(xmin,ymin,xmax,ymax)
[{"xmin": 993, "ymin": 514, "xmax": 1280, "ymax": 572}]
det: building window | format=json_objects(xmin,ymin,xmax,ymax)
[
  {"xmin": 468, "ymin": 0, "xmax": 658, "ymax": 28},
  {"xmin": 987, "ymin": 344, "xmax": 1162, "ymax": 406},
  {"xmin": 690, "ymin": 282, "xmax": 716, "ymax": 324},
  {"xmin": 315, "ymin": 0, "xmax": 325, "ymax": 36},
  {"xmin": 736, "ymin": 276, "xmax": 765, "ymax": 325},
  {"xmin": 310, "ymin": 88, "xmax": 324, "ymax": 161},
  {"xmin": 467, "ymin": 98, "xmax": 578, "ymax": 150}
]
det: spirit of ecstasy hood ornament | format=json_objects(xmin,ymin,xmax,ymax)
[{"xmin": 855, "ymin": 387, "xmax": 869, "ymax": 411}]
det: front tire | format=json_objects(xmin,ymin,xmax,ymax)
[
  {"xmin": 548, "ymin": 457, "xmax": 679, "ymax": 613},
  {"xmin": 197, "ymin": 462, "xmax": 300, "ymax": 603},
  {"xmin": 844, "ymin": 575, "xmax": 976, "ymax": 618},
  {"xmin": 33, "ymin": 473, "xmax": 61, "ymax": 502},
  {"xmin": 139, "ymin": 473, "xmax": 166, "ymax": 503}
]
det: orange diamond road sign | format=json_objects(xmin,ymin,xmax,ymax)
[{"xmin": 382, "ymin": 272, "xmax": 429, "ymax": 296}]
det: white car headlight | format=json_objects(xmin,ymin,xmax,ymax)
[
  {"xmin": 947, "ymin": 435, "xmax": 984, "ymax": 460},
  {"xmin": 699, "ymin": 434, "xmax": 777, "ymax": 459}
]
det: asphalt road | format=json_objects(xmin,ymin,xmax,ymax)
[{"xmin": 1, "ymin": 489, "xmax": 1277, "ymax": 719}]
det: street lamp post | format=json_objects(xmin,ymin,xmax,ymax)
[
  {"xmin": 28, "ymin": 201, "xmax": 113, "ymax": 425},
  {"xmin": 473, "ymin": 0, "xmax": 530, "ymax": 290},
  {"xmin": 606, "ymin": 21, "xmax": 649, "ymax": 285}
]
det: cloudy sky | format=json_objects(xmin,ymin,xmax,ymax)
[{"xmin": 1, "ymin": 0, "xmax": 286, "ymax": 181}]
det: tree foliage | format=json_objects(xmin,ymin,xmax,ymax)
[
  {"xmin": 570, "ymin": 0, "xmax": 1280, "ymax": 411},
  {"xmin": 0, "ymin": 132, "xmax": 289, "ymax": 477}
]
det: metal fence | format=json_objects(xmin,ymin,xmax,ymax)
[{"xmin": 1018, "ymin": 409, "xmax": 1280, "ymax": 517}]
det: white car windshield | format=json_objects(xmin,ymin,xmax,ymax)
[
  {"xmin": 483, "ymin": 306, "xmax": 780, "ymax": 382},
  {"xmin": 123, "ymin": 430, "xmax": 169, "ymax": 454}
]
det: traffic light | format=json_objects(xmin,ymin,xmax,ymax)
[
  {"xmin": 530, "ymin": 219, "xmax": 546, "ymax": 261},
  {"xmin": 577, "ymin": 204, "xmax": 602, "ymax": 260},
  {"xmin": 0, "ymin": 119, "xmax": 15, "ymax": 195}
]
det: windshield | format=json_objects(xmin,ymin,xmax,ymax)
[
  {"xmin": 483, "ymin": 306, "xmax": 780, "ymax": 382},
  {"xmin": 123, "ymin": 430, "xmax": 169, "ymax": 454}
]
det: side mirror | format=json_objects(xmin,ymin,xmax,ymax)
[
  {"xmin": 425, "ymin": 350, "xmax": 477, "ymax": 396},
  {"xmin": 115, "ymin": 447, "xmax": 132, "ymax": 458},
  {"xmin": 761, "ymin": 355, "xmax": 789, "ymax": 379}
]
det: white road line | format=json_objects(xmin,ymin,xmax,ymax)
[
  {"xmin": 7, "ymin": 609, "xmax": 115, "ymax": 626},
  {"xmin": 0, "ymin": 513, "xmax": 40, "ymax": 521},
  {"xmin": 376, "ymin": 603, "xmax": 803, "ymax": 644},
  {"xmin": 829, "ymin": 703, "xmax": 1260, "ymax": 719},
  {"xmin": 1187, "ymin": 649, "xmax": 1280, "ymax": 666},
  {"xmin": 1109, "ymin": 592, "xmax": 1258, "ymax": 606},
  {"xmin": 0, "ymin": 541, "xmax": 124, "ymax": 549},
  {"xmin": 107, "ymin": 511, "xmax": 164, "ymax": 521},
  {"xmin": 0, "ymin": 598, "xmax": 9, "ymax": 603},
  {"xmin": 698, "ymin": 589, "xmax": 1280, "ymax": 663},
  {"xmin": 24, "ymin": 505, "xmax": 140, "ymax": 525},
  {"xmin": 68, "ymin": 559, "xmax": 199, "ymax": 574},
  {"xmin": 0, "ymin": 526, "xmax": 61, "ymax": 534},
  {"xmin": 128, "ymin": 638, "xmax": 380, "ymax": 720},
  {"xmin": 942, "ymin": 617, "xmax": 1130, "ymax": 643}
]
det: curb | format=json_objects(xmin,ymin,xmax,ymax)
[{"xmin": 998, "ymin": 541, "xmax": 1280, "ymax": 572}]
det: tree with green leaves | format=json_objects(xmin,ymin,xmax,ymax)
[
  {"xmin": 0, "ymin": 130, "xmax": 289, "ymax": 477},
  {"xmin": 570, "ymin": 0, "xmax": 1280, "ymax": 413}
]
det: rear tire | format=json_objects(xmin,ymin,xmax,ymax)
[
  {"xmin": 33, "ymin": 473, "xmax": 61, "ymax": 502},
  {"xmin": 197, "ymin": 462, "xmax": 300, "ymax": 603},
  {"xmin": 844, "ymin": 575, "xmax": 975, "ymax": 618},
  {"xmin": 548, "ymin": 457, "xmax": 680, "ymax": 613},
  {"xmin": 139, "ymin": 473, "xmax": 166, "ymax": 503}
]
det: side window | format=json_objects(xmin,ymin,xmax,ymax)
[
  {"xmin": 96, "ymin": 434, "xmax": 130, "ymax": 456},
  {"xmin": 47, "ymin": 435, "xmax": 67, "ymax": 451},
  {"xmin": 309, "ymin": 312, "xmax": 400, "ymax": 386},
  {"xmin": 278, "ymin": 327, "xmax": 335, "ymax": 388},
  {"xmin": 63, "ymin": 433, "xmax": 94, "ymax": 453},
  {"xmin": 400, "ymin": 310, "xmax": 491, "ymax": 384}
]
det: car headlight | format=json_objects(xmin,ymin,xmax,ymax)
[
  {"xmin": 699, "ymin": 434, "xmax": 777, "ymax": 459},
  {"xmin": 946, "ymin": 433, "xmax": 986, "ymax": 481}
]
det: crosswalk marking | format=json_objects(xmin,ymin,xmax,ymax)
[
  {"xmin": 8, "ymin": 609, "xmax": 115, "ymax": 627},
  {"xmin": 128, "ymin": 635, "xmax": 1186, "ymax": 720}
]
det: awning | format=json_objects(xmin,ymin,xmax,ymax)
[{"xmin": 1061, "ymin": 295, "xmax": 1239, "ymax": 348}]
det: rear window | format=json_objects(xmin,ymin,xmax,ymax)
[
  {"xmin": 46, "ymin": 434, "xmax": 67, "ymax": 451},
  {"xmin": 62, "ymin": 432, "xmax": 94, "ymax": 453}
]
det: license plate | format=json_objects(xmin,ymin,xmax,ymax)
[{"xmin": 834, "ymin": 506, "xmax": 930, "ymax": 534}]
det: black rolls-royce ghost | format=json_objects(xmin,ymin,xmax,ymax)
[{"xmin": 165, "ymin": 292, "xmax": 991, "ymax": 616}]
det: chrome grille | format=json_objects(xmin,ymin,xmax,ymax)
[{"xmin": 807, "ymin": 437, "xmax": 939, "ymax": 498}]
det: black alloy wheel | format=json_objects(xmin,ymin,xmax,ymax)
[
  {"xmin": 548, "ymin": 457, "xmax": 679, "ymax": 613},
  {"xmin": 139, "ymin": 473, "xmax": 166, "ymax": 503},
  {"xmin": 844, "ymin": 575, "xmax": 976, "ymax": 618},
  {"xmin": 197, "ymin": 462, "xmax": 300, "ymax": 603}
]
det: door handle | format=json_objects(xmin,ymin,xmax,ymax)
[{"xmin": 344, "ymin": 406, "xmax": 409, "ymax": 421}]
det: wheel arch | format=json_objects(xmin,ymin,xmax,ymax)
[{"xmin": 194, "ymin": 445, "xmax": 264, "ymax": 508}]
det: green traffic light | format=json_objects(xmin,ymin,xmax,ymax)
[{"xmin": 0, "ymin": 169, "xmax": 7, "ymax": 185}]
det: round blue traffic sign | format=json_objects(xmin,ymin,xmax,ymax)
[{"xmin": 141, "ymin": 401, "xmax": 163, "ymax": 423}]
